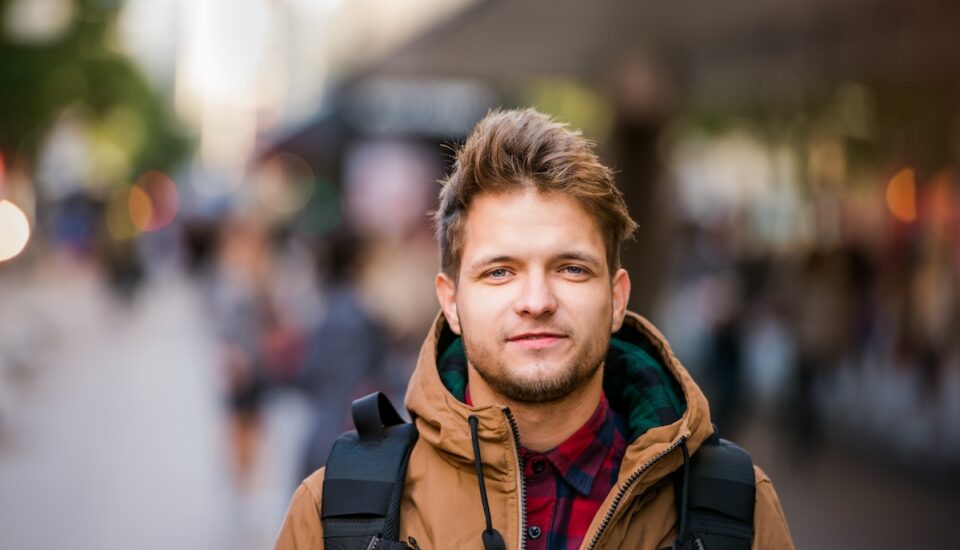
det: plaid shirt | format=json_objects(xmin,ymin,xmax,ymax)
[
  {"xmin": 518, "ymin": 394, "xmax": 628, "ymax": 550},
  {"xmin": 466, "ymin": 387, "xmax": 629, "ymax": 550}
]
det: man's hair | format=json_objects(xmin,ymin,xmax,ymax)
[{"xmin": 434, "ymin": 108, "xmax": 637, "ymax": 280}]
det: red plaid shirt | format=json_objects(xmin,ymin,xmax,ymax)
[
  {"xmin": 520, "ymin": 393, "xmax": 628, "ymax": 549},
  {"xmin": 467, "ymin": 389, "xmax": 629, "ymax": 550}
]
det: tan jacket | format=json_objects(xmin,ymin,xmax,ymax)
[{"xmin": 276, "ymin": 312, "xmax": 794, "ymax": 549}]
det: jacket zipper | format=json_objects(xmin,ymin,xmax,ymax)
[
  {"xmin": 583, "ymin": 436, "xmax": 687, "ymax": 550},
  {"xmin": 503, "ymin": 408, "xmax": 527, "ymax": 550}
]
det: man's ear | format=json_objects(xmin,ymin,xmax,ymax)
[
  {"xmin": 610, "ymin": 268, "xmax": 631, "ymax": 332},
  {"xmin": 435, "ymin": 272, "xmax": 461, "ymax": 335}
]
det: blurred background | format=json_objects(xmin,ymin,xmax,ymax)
[{"xmin": 1, "ymin": 0, "xmax": 958, "ymax": 548}]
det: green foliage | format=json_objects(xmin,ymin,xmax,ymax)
[{"xmin": 0, "ymin": 0, "xmax": 190, "ymax": 180}]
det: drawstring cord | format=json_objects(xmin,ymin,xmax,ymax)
[{"xmin": 468, "ymin": 415, "xmax": 506, "ymax": 550}]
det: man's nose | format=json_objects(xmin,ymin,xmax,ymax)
[{"xmin": 514, "ymin": 273, "xmax": 558, "ymax": 318}]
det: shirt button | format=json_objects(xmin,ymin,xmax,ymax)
[
  {"xmin": 527, "ymin": 525, "xmax": 542, "ymax": 539},
  {"xmin": 532, "ymin": 460, "xmax": 545, "ymax": 474}
]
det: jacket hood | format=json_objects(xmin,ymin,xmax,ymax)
[{"xmin": 404, "ymin": 310, "xmax": 714, "ymax": 487}]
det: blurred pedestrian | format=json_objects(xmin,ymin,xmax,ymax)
[
  {"xmin": 297, "ymin": 229, "xmax": 387, "ymax": 477},
  {"xmin": 210, "ymin": 218, "xmax": 272, "ymax": 489}
]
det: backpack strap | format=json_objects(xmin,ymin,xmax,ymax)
[
  {"xmin": 672, "ymin": 429, "xmax": 756, "ymax": 550},
  {"xmin": 322, "ymin": 392, "xmax": 419, "ymax": 550}
]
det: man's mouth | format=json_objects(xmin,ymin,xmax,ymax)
[{"xmin": 506, "ymin": 332, "xmax": 567, "ymax": 351}]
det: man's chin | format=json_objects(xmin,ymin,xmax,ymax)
[
  {"xmin": 488, "ymin": 364, "xmax": 586, "ymax": 404},
  {"xmin": 504, "ymin": 361, "xmax": 568, "ymax": 383},
  {"xmin": 495, "ymin": 378, "xmax": 580, "ymax": 404}
]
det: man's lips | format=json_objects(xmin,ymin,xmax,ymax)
[{"xmin": 506, "ymin": 332, "xmax": 567, "ymax": 350}]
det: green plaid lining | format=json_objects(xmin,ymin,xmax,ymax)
[
  {"xmin": 437, "ymin": 337, "xmax": 469, "ymax": 401},
  {"xmin": 604, "ymin": 338, "xmax": 685, "ymax": 440},
  {"xmin": 436, "ymin": 333, "xmax": 686, "ymax": 441}
]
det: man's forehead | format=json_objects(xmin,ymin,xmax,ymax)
[{"xmin": 459, "ymin": 191, "xmax": 606, "ymax": 264}]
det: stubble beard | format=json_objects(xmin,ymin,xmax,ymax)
[{"xmin": 462, "ymin": 326, "xmax": 610, "ymax": 404}]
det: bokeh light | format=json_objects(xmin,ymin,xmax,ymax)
[
  {"xmin": 129, "ymin": 170, "xmax": 180, "ymax": 231},
  {"xmin": 254, "ymin": 153, "xmax": 317, "ymax": 216},
  {"xmin": 0, "ymin": 200, "xmax": 32, "ymax": 262},
  {"xmin": 128, "ymin": 185, "xmax": 154, "ymax": 230},
  {"xmin": 886, "ymin": 167, "xmax": 917, "ymax": 223},
  {"xmin": 3, "ymin": 0, "xmax": 75, "ymax": 46}
]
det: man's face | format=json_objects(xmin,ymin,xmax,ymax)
[{"xmin": 436, "ymin": 190, "xmax": 630, "ymax": 404}]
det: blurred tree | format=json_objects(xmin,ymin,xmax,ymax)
[{"xmin": 0, "ymin": 0, "xmax": 189, "ymax": 178}]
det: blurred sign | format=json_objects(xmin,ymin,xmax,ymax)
[{"xmin": 344, "ymin": 78, "xmax": 498, "ymax": 138}]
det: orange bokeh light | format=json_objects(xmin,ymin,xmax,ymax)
[
  {"xmin": 128, "ymin": 186, "xmax": 154, "ymax": 231},
  {"xmin": 886, "ymin": 167, "xmax": 917, "ymax": 223},
  {"xmin": 128, "ymin": 170, "xmax": 180, "ymax": 231}
]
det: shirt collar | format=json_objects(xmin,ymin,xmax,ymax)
[
  {"xmin": 463, "ymin": 385, "xmax": 618, "ymax": 496},
  {"xmin": 532, "ymin": 393, "xmax": 616, "ymax": 496}
]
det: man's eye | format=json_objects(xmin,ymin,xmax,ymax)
[
  {"xmin": 562, "ymin": 265, "xmax": 587, "ymax": 275},
  {"xmin": 487, "ymin": 268, "xmax": 510, "ymax": 279}
]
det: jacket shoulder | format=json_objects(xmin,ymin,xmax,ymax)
[
  {"xmin": 303, "ymin": 467, "xmax": 326, "ymax": 502},
  {"xmin": 274, "ymin": 468, "xmax": 326, "ymax": 550},
  {"xmin": 751, "ymin": 465, "xmax": 796, "ymax": 550}
]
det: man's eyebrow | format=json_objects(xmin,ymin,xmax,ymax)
[
  {"xmin": 556, "ymin": 251, "xmax": 602, "ymax": 265},
  {"xmin": 467, "ymin": 255, "xmax": 516, "ymax": 273}
]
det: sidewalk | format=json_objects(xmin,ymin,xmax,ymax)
[
  {"xmin": 739, "ymin": 419, "xmax": 959, "ymax": 549},
  {"xmin": 1, "ymin": 270, "xmax": 239, "ymax": 550}
]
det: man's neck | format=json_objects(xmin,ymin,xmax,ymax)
[{"xmin": 466, "ymin": 365, "xmax": 605, "ymax": 452}]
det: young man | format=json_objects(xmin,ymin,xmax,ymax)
[{"xmin": 275, "ymin": 108, "xmax": 794, "ymax": 549}]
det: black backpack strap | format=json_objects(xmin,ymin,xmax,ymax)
[
  {"xmin": 322, "ymin": 392, "xmax": 419, "ymax": 550},
  {"xmin": 673, "ymin": 429, "xmax": 756, "ymax": 550}
]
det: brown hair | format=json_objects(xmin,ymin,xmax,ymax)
[{"xmin": 434, "ymin": 108, "xmax": 637, "ymax": 280}]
